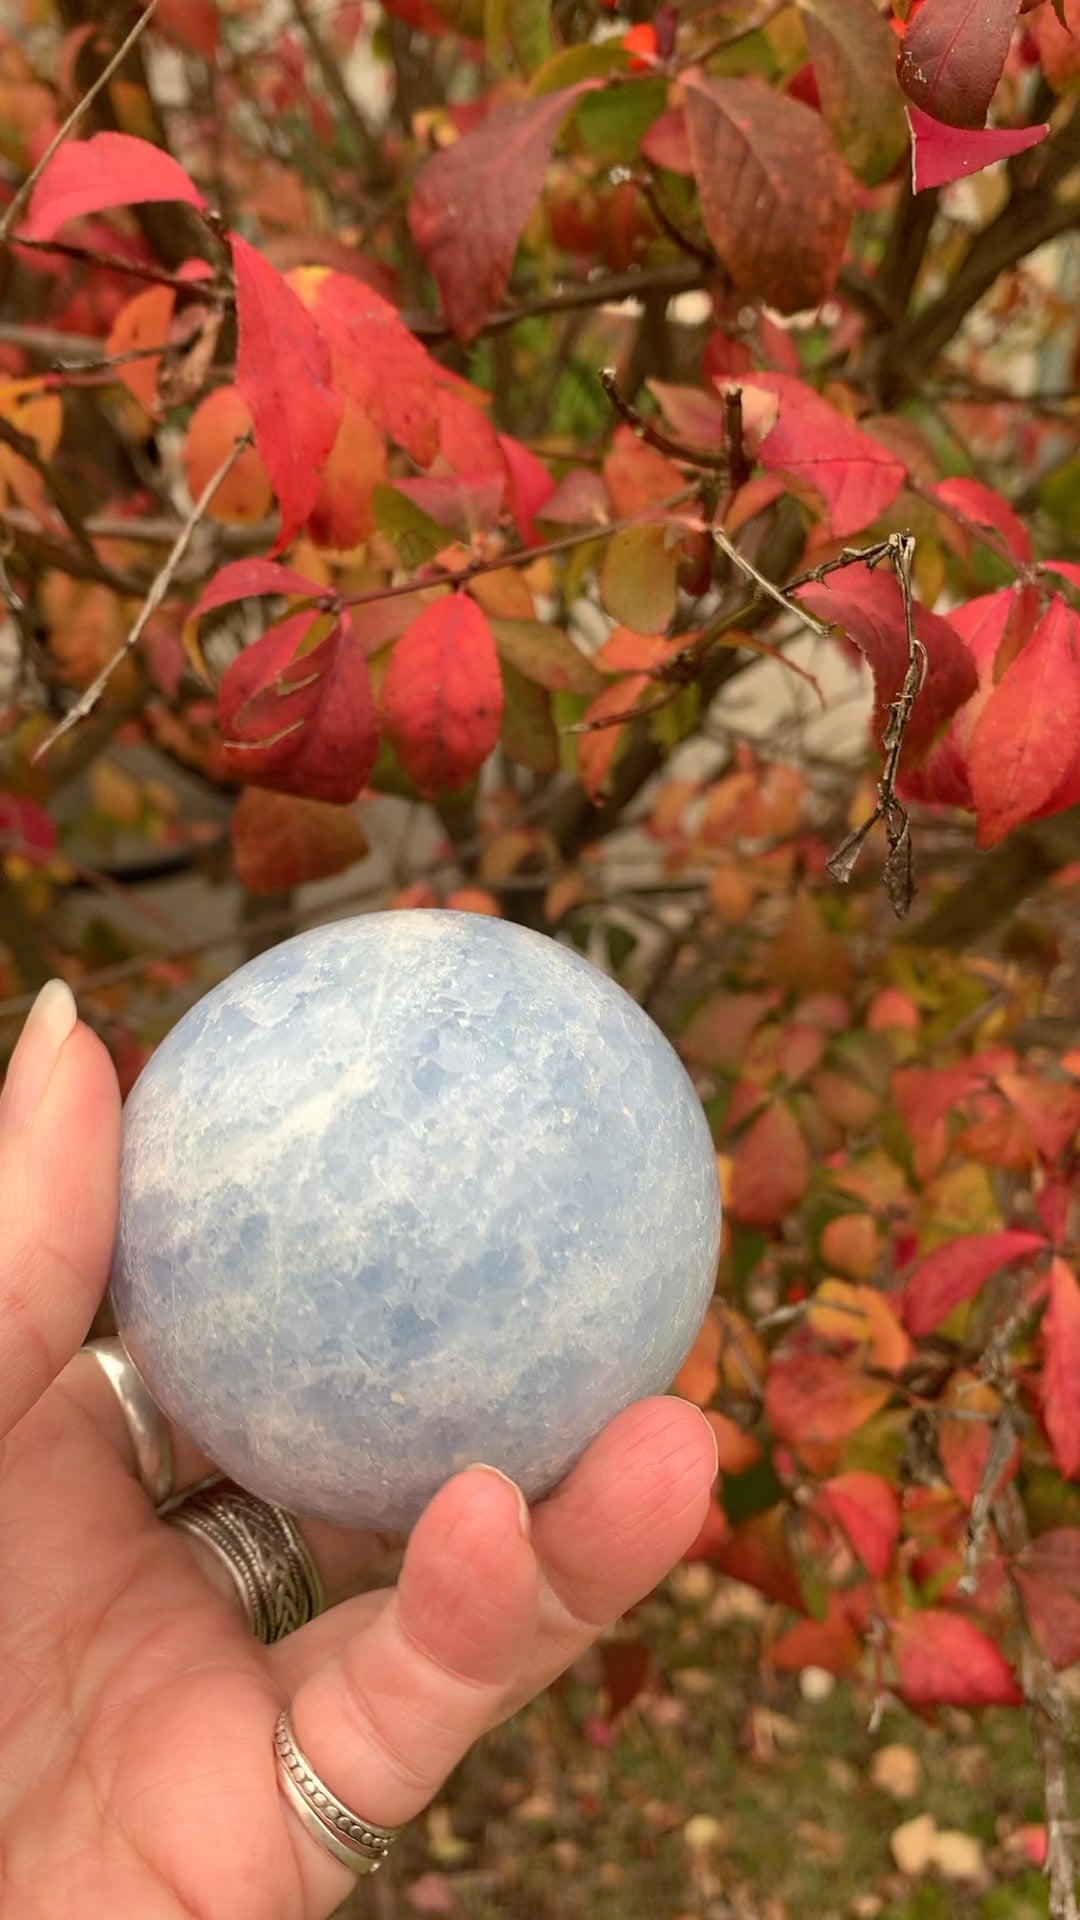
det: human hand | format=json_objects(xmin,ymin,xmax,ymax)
[{"xmin": 0, "ymin": 982, "xmax": 717, "ymax": 1919}]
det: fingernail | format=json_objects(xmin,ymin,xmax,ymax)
[
  {"xmin": 467, "ymin": 1463, "xmax": 531, "ymax": 1539},
  {"xmin": 0, "ymin": 980, "xmax": 78, "ymax": 1133},
  {"xmin": 696, "ymin": 1406, "xmax": 720, "ymax": 1481}
]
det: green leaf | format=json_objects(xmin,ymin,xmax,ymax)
[
  {"xmin": 573, "ymin": 77, "xmax": 667, "ymax": 163},
  {"xmin": 372, "ymin": 486, "xmax": 445, "ymax": 566},
  {"xmin": 490, "ymin": 617, "xmax": 603, "ymax": 695},
  {"xmin": 599, "ymin": 524, "xmax": 678, "ymax": 635},
  {"xmin": 527, "ymin": 41, "xmax": 629, "ymax": 94},
  {"xmin": 500, "ymin": 661, "xmax": 559, "ymax": 769},
  {"xmin": 486, "ymin": 0, "xmax": 554, "ymax": 76},
  {"xmin": 795, "ymin": 0, "xmax": 908, "ymax": 185}
]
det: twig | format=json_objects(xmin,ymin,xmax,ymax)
[
  {"xmin": 339, "ymin": 489, "xmax": 696, "ymax": 613},
  {"xmin": 0, "ymin": 0, "xmax": 163, "ymax": 243},
  {"xmin": 997, "ymin": 1482, "xmax": 1080, "ymax": 1920},
  {"xmin": 806, "ymin": 533, "xmax": 927, "ymax": 917},
  {"xmin": 32, "ymin": 431, "xmax": 252, "ymax": 761},
  {"xmin": 288, "ymin": 0, "xmax": 382, "ymax": 171},
  {"xmin": 7, "ymin": 235, "xmax": 216, "ymax": 295},
  {"xmin": 599, "ymin": 365, "xmax": 730, "ymax": 474},
  {"xmin": 711, "ymin": 523, "xmax": 833, "ymax": 642}
]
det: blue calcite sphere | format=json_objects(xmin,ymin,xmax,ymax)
[{"xmin": 112, "ymin": 911, "xmax": 721, "ymax": 1531}]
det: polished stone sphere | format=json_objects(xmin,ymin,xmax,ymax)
[{"xmin": 111, "ymin": 911, "xmax": 721, "ymax": 1531}]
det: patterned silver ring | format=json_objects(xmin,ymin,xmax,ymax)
[
  {"xmin": 164, "ymin": 1481, "xmax": 324, "ymax": 1644},
  {"xmin": 274, "ymin": 1707, "xmax": 400, "ymax": 1875},
  {"xmin": 80, "ymin": 1337, "xmax": 174, "ymax": 1506}
]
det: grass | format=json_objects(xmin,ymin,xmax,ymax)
[{"xmin": 341, "ymin": 1565, "xmax": 1059, "ymax": 1919}]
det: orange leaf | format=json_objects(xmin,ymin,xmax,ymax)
[
  {"xmin": 808, "ymin": 1279, "xmax": 911, "ymax": 1372},
  {"xmin": 1041, "ymin": 1257, "xmax": 1080, "ymax": 1479},
  {"xmin": 382, "ymin": 595, "xmax": 503, "ymax": 794},
  {"xmin": 231, "ymin": 788, "xmax": 368, "ymax": 892},
  {"xmin": 672, "ymin": 1312, "xmax": 721, "ymax": 1406},
  {"xmin": 307, "ymin": 398, "xmax": 387, "ymax": 550},
  {"xmin": 575, "ymin": 674, "xmax": 651, "ymax": 802},
  {"xmin": 727, "ymin": 1100, "xmax": 809, "ymax": 1228},
  {"xmin": 891, "ymin": 1611, "xmax": 1022, "ymax": 1708},
  {"xmin": 705, "ymin": 1409, "xmax": 761, "ymax": 1474},
  {"xmin": 771, "ymin": 1599, "xmax": 862, "ymax": 1675},
  {"xmin": 184, "ymin": 387, "xmax": 273, "ymax": 525},
  {"xmin": 105, "ymin": 284, "xmax": 175, "ymax": 414}
]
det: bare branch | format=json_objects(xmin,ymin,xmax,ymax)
[
  {"xmin": 32, "ymin": 431, "xmax": 252, "ymax": 762},
  {"xmin": 0, "ymin": 0, "xmax": 163, "ymax": 243}
]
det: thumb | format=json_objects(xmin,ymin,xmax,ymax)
[{"xmin": 0, "ymin": 982, "xmax": 120, "ymax": 1440}]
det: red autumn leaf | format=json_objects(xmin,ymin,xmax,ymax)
[
  {"xmin": 575, "ymin": 674, "xmax": 651, "ymax": 803},
  {"xmin": 713, "ymin": 1507, "xmax": 806, "ymax": 1610},
  {"xmin": 932, "ymin": 475, "xmax": 1032, "ymax": 563},
  {"xmin": 966, "ymin": 596, "xmax": 1080, "ymax": 847},
  {"xmin": 683, "ymin": 71, "xmax": 855, "ymax": 312},
  {"xmin": 820, "ymin": 1472, "xmax": 902, "ymax": 1578},
  {"xmin": 154, "ymin": 0, "xmax": 220, "ymax": 53},
  {"xmin": 996, "ymin": 1072, "xmax": 1080, "ymax": 1162},
  {"xmin": 498, "ymin": 432, "xmax": 555, "ymax": 545},
  {"xmin": 771, "ymin": 1597, "xmax": 863, "ymax": 1675},
  {"xmin": 293, "ymin": 270, "xmax": 445, "ymax": 468},
  {"xmin": 1041, "ymin": 1258, "xmax": 1080, "ymax": 1479},
  {"xmin": 901, "ymin": 1229, "xmax": 1047, "ymax": 1336},
  {"xmin": 218, "ymin": 608, "xmax": 379, "ymax": 803},
  {"xmin": 231, "ymin": 787, "xmax": 369, "ymax": 893},
  {"xmin": 897, "ymin": 0, "xmax": 1021, "ymax": 127},
  {"xmin": 765, "ymin": 1350, "xmax": 890, "ymax": 1471},
  {"xmin": 898, "ymin": 588, "xmax": 1018, "ymax": 810},
  {"xmin": 939, "ymin": 1372, "xmax": 1020, "ymax": 1508},
  {"xmin": 908, "ymin": 105, "xmax": 1049, "ymax": 189},
  {"xmin": 743, "ymin": 375, "xmax": 905, "ymax": 537},
  {"xmin": 381, "ymin": 594, "xmax": 503, "ymax": 794},
  {"xmin": 796, "ymin": 565, "xmax": 979, "ymax": 765},
  {"xmin": 19, "ymin": 132, "xmax": 206, "ymax": 241},
  {"xmin": 1013, "ymin": 1530, "xmax": 1080, "ymax": 1669},
  {"xmin": 1028, "ymin": 1, "xmax": 1080, "ymax": 90},
  {"xmin": 0, "ymin": 794, "xmax": 57, "ymax": 861},
  {"xmin": 190, "ymin": 560, "xmax": 328, "ymax": 621},
  {"xmin": 727, "ymin": 1099, "xmax": 810, "ymax": 1227},
  {"xmin": 892, "ymin": 1611, "xmax": 1022, "ymax": 1706},
  {"xmin": 408, "ymin": 83, "xmax": 600, "ymax": 342},
  {"xmin": 231, "ymin": 235, "xmax": 343, "ymax": 553}
]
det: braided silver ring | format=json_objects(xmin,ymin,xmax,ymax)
[
  {"xmin": 164, "ymin": 1481, "xmax": 324, "ymax": 1644},
  {"xmin": 80, "ymin": 1337, "xmax": 174, "ymax": 1506},
  {"xmin": 274, "ymin": 1707, "xmax": 400, "ymax": 1875}
]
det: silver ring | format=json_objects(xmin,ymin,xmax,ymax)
[
  {"xmin": 164, "ymin": 1482, "xmax": 324, "ymax": 1644},
  {"xmin": 80, "ymin": 1338, "xmax": 174, "ymax": 1506},
  {"xmin": 274, "ymin": 1707, "xmax": 400, "ymax": 1875}
]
